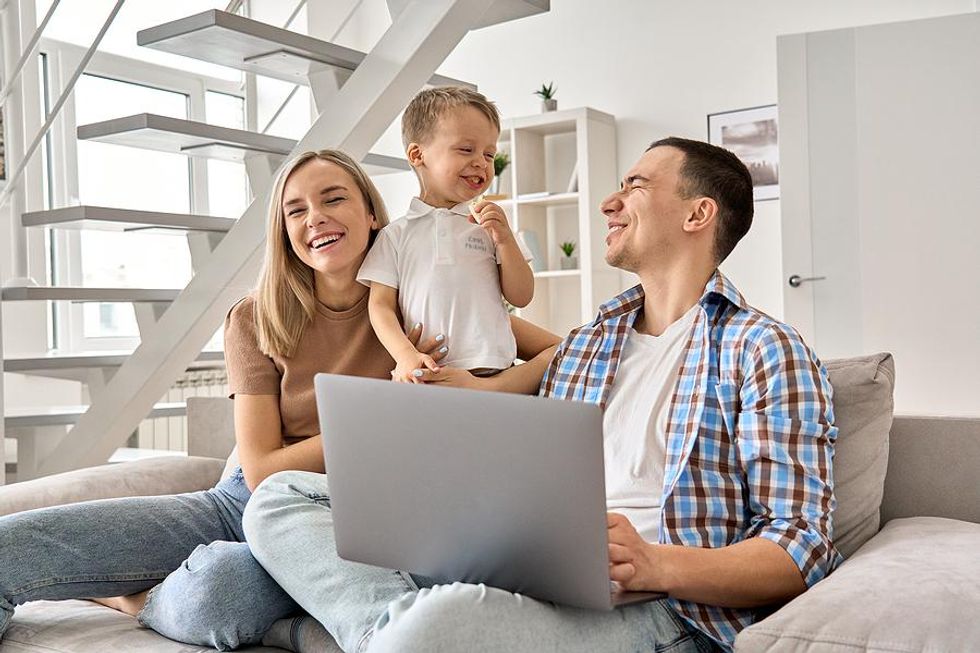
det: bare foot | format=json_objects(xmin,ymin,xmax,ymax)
[{"xmin": 89, "ymin": 590, "xmax": 150, "ymax": 617}]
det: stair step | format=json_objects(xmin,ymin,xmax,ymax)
[
  {"xmin": 5, "ymin": 402, "xmax": 186, "ymax": 429},
  {"xmin": 1, "ymin": 287, "xmax": 180, "ymax": 303},
  {"xmin": 4, "ymin": 350, "xmax": 224, "ymax": 373},
  {"xmin": 137, "ymin": 9, "xmax": 474, "ymax": 89},
  {"xmin": 23, "ymin": 206, "xmax": 236, "ymax": 233},
  {"xmin": 386, "ymin": 0, "xmax": 548, "ymax": 30},
  {"xmin": 77, "ymin": 113, "xmax": 410, "ymax": 175}
]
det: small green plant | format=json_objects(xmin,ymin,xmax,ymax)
[
  {"xmin": 560, "ymin": 241, "xmax": 576, "ymax": 257},
  {"xmin": 533, "ymin": 82, "xmax": 557, "ymax": 101},
  {"xmin": 493, "ymin": 152, "xmax": 510, "ymax": 177}
]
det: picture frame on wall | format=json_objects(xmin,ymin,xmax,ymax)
[{"xmin": 707, "ymin": 104, "xmax": 778, "ymax": 201}]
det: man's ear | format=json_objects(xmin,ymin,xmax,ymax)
[
  {"xmin": 683, "ymin": 197, "xmax": 717, "ymax": 234},
  {"xmin": 406, "ymin": 143, "xmax": 424, "ymax": 168}
]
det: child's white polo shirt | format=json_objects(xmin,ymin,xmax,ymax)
[{"xmin": 357, "ymin": 197, "xmax": 532, "ymax": 371}]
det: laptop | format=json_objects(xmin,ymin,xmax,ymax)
[{"xmin": 314, "ymin": 373, "xmax": 665, "ymax": 611}]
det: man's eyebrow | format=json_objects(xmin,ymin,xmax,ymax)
[
  {"xmin": 621, "ymin": 174, "xmax": 649, "ymax": 188},
  {"xmin": 283, "ymin": 185, "xmax": 348, "ymax": 206}
]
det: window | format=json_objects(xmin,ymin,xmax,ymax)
[{"xmin": 38, "ymin": 38, "xmax": 247, "ymax": 351}]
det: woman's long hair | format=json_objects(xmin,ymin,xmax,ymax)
[{"xmin": 255, "ymin": 150, "xmax": 390, "ymax": 358}]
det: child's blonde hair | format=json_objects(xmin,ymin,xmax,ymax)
[
  {"xmin": 255, "ymin": 149, "xmax": 390, "ymax": 358},
  {"xmin": 401, "ymin": 86, "xmax": 501, "ymax": 148}
]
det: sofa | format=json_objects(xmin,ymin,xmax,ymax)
[{"xmin": 0, "ymin": 354, "xmax": 977, "ymax": 652}]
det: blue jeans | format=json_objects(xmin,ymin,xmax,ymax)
[
  {"xmin": 0, "ymin": 468, "xmax": 298, "ymax": 650},
  {"xmin": 243, "ymin": 470, "xmax": 719, "ymax": 653}
]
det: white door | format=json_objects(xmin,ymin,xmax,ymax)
[{"xmin": 778, "ymin": 13, "xmax": 980, "ymax": 417}]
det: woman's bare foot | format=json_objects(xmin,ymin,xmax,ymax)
[{"xmin": 89, "ymin": 589, "xmax": 150, "ymax": 617}]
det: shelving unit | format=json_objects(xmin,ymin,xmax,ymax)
[{"xmin": 496, "ymin": 107, "xmax": 619, "ymax": 336}]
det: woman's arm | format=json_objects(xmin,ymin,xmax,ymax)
[
  {"xmin": 418, "ymin": 316, "xmax": 561, "ymax": 395},
  {"xmin": 486, "ymin": 316, "xmax": 560, "ymax": 393},
  {"xmin": 234, "ymin": 395, "xmax": 324, "ymax": 492},
  {"xmin": 236, "ymin": 326, "xmax": 449, "ymax": 491}
]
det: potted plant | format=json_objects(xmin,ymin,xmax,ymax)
[
  {"xmin": 559, "ymin": 240, "xmax": 577, "ymax": 270},
  {"xmin": 488, "ymin": 152, "xmax": 510, "ymax": 197},
  {"xmin": 534, "ymin": 82, "xmax": 557, "ymax": 112}
]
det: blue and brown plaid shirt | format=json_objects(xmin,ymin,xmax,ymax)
[{"xmin": 539, "ymin": 271, "xmax": 843, "ymax": 651}]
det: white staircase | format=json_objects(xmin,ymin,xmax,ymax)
[{"xmin": 1, "ymin": 0, "xmax": 550, "ymax": 483}]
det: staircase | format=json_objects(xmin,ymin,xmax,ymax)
[{"xmin": 0, "ymin": 0, "xmax": 549, "ymax": 484}]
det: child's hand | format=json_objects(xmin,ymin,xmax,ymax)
[
  {"xmin": 391, "ymin": 350, "xmax": 441, "ymax": 384},
  {"xmin": 469, "ymin": 200, "xmax": 516, "ymax": 248}
]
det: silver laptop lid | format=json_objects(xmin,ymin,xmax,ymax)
[{"xmin": 315, "ymin": 373, "xmax": 614, "ymax": 610}]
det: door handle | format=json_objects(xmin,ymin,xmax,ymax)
[{"xmin": 788, "ymin": 274, "xmax": 826, "ymax": 288}]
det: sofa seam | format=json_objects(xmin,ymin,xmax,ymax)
[{"xmin": 740, "ymin": 628, "xmax": 925, "ymax": 652}]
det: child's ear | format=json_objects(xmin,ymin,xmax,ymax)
[
  {"xmin": 370, "ymin": 213, "xmax": 379, "ymax": 229},
  {"xmin": 406, "ymin": 143, "xmax": 424, "ymax": 168}
]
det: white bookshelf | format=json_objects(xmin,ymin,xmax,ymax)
[{"xmin": 496, "ymin": 107, "xmax": 620, "ymax": 337}]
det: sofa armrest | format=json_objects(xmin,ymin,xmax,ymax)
[{"xmin": 0, "ymin": 456, "xmax": 225, "ymax": 516}]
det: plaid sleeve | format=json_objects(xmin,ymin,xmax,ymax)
[
  {"xmin": 538, "ymin": 332, "xmax": 568, "ymax": 397},
  {"xmin": 736, "ymin": 324, "xmax": 842, "ymax": 587}
]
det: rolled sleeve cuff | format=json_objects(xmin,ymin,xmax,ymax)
[{"xmin": 755, "ymin": 520, "xmax": 843, "ymax": 588}]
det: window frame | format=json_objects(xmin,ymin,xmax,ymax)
[{"xmin": 39, "ymin": 37, "xmax": 245, "ymax": 352}]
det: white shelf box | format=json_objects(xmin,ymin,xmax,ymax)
[{"xmin": 498, "ymin": 108, "xmax": 619, "ymax": 332}]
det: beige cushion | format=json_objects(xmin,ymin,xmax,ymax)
[
  {"xmin": 0, "ymin": 600, "xmax": 283, "ymax": 653},
  {"xmin": 735, "ymin": 517, "xmax": 980, "ymax": 652},
  {"xmin": 0, "ymin": 456, "xmax": 225, "ymax": 517},
  {"xmin": 823, "ymin": 353, "xmax": 895, "ymax": 558}
]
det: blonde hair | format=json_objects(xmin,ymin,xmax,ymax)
[
  {"xmin": 401, "ymin": 86, "xmax": 500, "ymax": 148},
  {"xmin": 255, "ymin": 149, "xmax": 390, "ymax": 358}
]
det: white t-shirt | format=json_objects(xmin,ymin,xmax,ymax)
[
  {"xmin": 603, "ymin": 304, "xmax": 699, "ymax": 543},
  {"xmin": 357, "ymin": 198, "xmax": 532, "ymax": 371}
]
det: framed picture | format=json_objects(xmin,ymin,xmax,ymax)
[{"xmin": 707, "ymin": 104, "xmax": 778, "ymax": 201}]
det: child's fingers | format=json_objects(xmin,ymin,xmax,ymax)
[{"xmin": 421, "ymin": 355, "xmax": 441, "ymax": 372}]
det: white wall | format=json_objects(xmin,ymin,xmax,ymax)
[
  {"xmin": 330, "ymin": 0, "xmax": 974, "ymax": 319},
  {"xmin": 779, "ymin": 12, "xmax": 980, "ymax": 417}
]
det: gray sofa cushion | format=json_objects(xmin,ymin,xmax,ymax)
[
  {"xmin": 735, "ymin": 516, "xmax": 980, "ymax": 652},
  {"xmin": 0, "ymin": 456, "xmax": 225, "ymax": 517},
  {"xmin": 823, "ymin": 354, "xmax": 895, "ymax": 558},
  {"xmin": 0, "ymin": 600, "xmax": 284, "ymax": 653}
]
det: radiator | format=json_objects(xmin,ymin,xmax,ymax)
[{"xmin": 136, "ymin": 369, "xmax": 229, "ymax": 452}]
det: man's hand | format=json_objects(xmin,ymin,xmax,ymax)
[
  {"xmin": 607, "ymin": 512, "xmax": 662, "ymax": 592},
  {"xmin": 470, "ymin": 200, "xmax": 516, "ymax": 248}
]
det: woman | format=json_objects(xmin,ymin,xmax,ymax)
[{"xmin": 0, "ymin": 150, "xmax": 560, "ymax": 651}]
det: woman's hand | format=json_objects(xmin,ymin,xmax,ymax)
[
  {"xmin": 411, "ymin": 366, "xmax": 487, "ymax": 391},
  {"xmin": 394, "ymin": 323, "xmax": 449, "ymax": 382}
]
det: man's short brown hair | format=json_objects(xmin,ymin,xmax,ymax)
[
  {"xmin": 647, "ymin": 137, "xmax": 754, "ymax": 264},
  {"xmin": 401, "ymin": 86, "xmax": 501, "ymax": 148}
]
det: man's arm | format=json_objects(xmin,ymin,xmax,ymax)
[
  {"xmin": 608, "ymin": 513, "xmax": 806, "ymax": 608},
  {"xmin": 609, "ymin": 324, "xmax": 839, "ymax": 608}
]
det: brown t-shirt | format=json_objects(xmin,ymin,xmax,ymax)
[{"xmin": 223, "ymin": 293, "xmax": 394, "ymax": 443}]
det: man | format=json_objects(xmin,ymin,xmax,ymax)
[{"xmin": 242, "ymin": 138, "xmax": 842, "ymax": 653}]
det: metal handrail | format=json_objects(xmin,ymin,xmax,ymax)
[
  {"xmin": 0, "ymin": 0, "xmax": 126, "ymax": 212},
  {"xmin": 0, "ymin": 0, "xmax": 62, "ymax": 107}
]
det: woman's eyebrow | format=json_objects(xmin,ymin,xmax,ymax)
[{"xmin": 284, "ymin": 185, "xmax": 348, "ymax": 206}]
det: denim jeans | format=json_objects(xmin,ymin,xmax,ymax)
[
  {"xmin": 243, "ymin": 470, "xmax": 720, "ymax": 653},
  {"xmin": 0, "ymin": 468, "xmax": 299, "ymax": 650}
]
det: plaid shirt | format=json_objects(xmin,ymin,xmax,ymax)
[{"xmin": 540, "ymin": 271, "xmax": 843, "ymax": 651}]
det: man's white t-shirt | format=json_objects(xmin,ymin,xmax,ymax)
[
  {"xmin": 357, "ymin": 198, "xmax": 532, "ymax": 371},
  {"xmin": 603, "ymin": 304, "xmax": 699, "ymax": 543}
]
